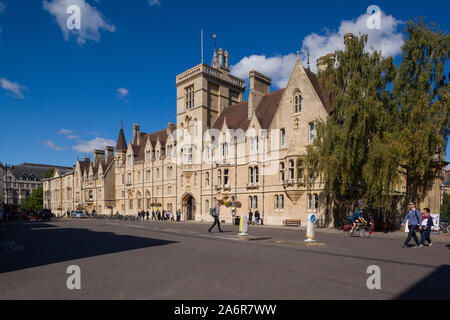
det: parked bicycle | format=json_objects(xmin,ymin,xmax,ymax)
[{"xmin": 438, "ymin": 221, "xmax": 450, "ymax": 233}]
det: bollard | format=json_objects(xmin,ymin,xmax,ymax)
[
  {"xmin": 304, "ymin": 214, "xmax": 316, "ymax": 242},
  {"xmin": 239, "ymin": 215, "xmax": 248, "ymax": 236}
]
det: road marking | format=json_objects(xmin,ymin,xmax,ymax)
[{"xmin": 215, "ymin": 236, "xmax": 239, "ymax": 241}]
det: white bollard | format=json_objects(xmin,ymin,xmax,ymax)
[
  {"xmin": 239, "ymin": 215, "xmax": 248, "ymax": 236},
  {"xmin": 304, "ymin": 214, "xmax": 316, "ymax": 242}
]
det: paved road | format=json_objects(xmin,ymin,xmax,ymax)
[{"xmin": 0, "ymin": 219, "xmax": 449, "ymax": 299}]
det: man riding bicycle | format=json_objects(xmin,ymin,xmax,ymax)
[{"xmin": 349, "ymin": 207, "xmax": 367, "ymax": 234}]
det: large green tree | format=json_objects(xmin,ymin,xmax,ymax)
[
  {"xmin": 20, "ymin": 186, "xmax": 43, "ymax": 213},
  {"xmin": 306, "ymin": 34, "xmax": 399, "ymax": 222},
  {"xmin": 306, "ymin": 20, "xmax": 449, "ymax": 226},
  {"xmin": 394, "ymin": 19, "xmax": 450, "ymax": 207}
]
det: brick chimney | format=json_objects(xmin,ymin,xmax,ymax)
[{"xmin": 248, "ymin": 70, "xmax": 271, "ymax": 120}]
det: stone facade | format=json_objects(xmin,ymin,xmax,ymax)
[
  {"xmin": 43, "ymin": 150, "xmax": 115, "ymax": 217},
  {"xmin": 43, "ymin": 42, "xmax": 444, "ymax": 224},
  {"xmin": 2, "ymin": 163, "xmax": 71, "ymax": 208}
]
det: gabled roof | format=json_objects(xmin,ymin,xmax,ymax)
[
  {"xmin": 304, "ymin": 68, "xmax": 335, "ymax": 115},
  {"xmin": 255, "ymin": 89, "xmax": 285, "ymax": 129},
  {"xmin": 212, "ymin": 89, "xmax": 284, "ymax": 131},
  {"xmin": 212, "ymin": 101, "xmax": 250, "ymax": 131}
]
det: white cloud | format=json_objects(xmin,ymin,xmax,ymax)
[
  {"xmin": 72, "ymin": 137, "xmax": 115, "ymax": 153},
  {"xmin": 300, "ymin": 11, "xmax": 404, "ymax": 73},
  {"xmin": 0, "ymin": 78, "xmax": 28, "ymax": 99},
  {"xmin": 230, "ymin": 54, "xmax": 297, "ymax": 89},
  {"xmin": 148, "ymin": 0, "xmax": 161, "ymax": 7},
  {"xmin": 117, "ymin": 87, "xmax": 129, "ymax": 100},
  {"xmin": 44, "ymin": 140, "xmax": 65, "ymax": 151},
  {"xmin": 58, "ymin": 129, "xmax": 74, "ymax": 135},
  {"xmin": 230, "ymin": 10, "xmax": 404, "ymax": 89},
  {"xmin": 43, "ymin": 0, "xmax": 115, "ymax": 45}
]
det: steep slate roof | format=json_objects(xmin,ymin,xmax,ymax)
[
  {"xmin": 115, "ymin": 126, "xmax": 127, "ymax": 152},
  {"xmin": 92, "ymin": 156, "xmax": 114, "ymax": 175},
  {"xmin": 212, "ymin": 89, "xmax": 284, "ymax": 131},
  {"xmin": 133, "ymin": 127, "xmax": 175, "ymax": 161},
  {"xmin": 79, "ymin": 160, "xmax": 90, "ymax": 176},
  {"xmin": 255, "ymin": 89, "xmax": 285, "ymax": 129},
  {"xmin": 304, "ymin": 68, "xmax": 335, "ymax": 115},
  {"xmin": 10, "ymin": 164, "xmax": 71, "ymax": 181},
  {"xmin": 212, "ymin": 101, "xmax": 250, "ymax": 131}
]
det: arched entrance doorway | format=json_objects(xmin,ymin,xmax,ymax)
[{"xmin": 182, "ymin": 193, "xmax": 196, "ymax": 220}]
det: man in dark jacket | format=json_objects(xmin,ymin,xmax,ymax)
[
  {"xmin": 401, "ymin": 202, "xmax": 422, "ymax": 248},
  {"xmin": 419, "ymin": 208, "xmax": 434, "ymax": 247},
  {"xmin": 208, "ymin": 202, "xmax": 223, "ymax": 233}
]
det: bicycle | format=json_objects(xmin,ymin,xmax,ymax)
[
  {"xmin": 438, "ymin": 221, "xmax": 450, "ymax": 233},
  {"xmin": 344, "ymin": 221, "xmax": 372, "ymax": 238}
]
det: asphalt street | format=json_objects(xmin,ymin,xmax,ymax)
[{"xmin": 0, "ymin": 219, "xmax": 449, "ymax": 299}]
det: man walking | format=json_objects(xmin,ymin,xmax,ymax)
[
  {"xmin": 401, "ymin": 202, "xmax": 422, "ymax": 248},
  {"xmin": 208, "ymin": 202, "xmax": 223, "ymax": 233}
]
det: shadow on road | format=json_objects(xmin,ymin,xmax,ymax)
[
  {"xmin": 396, "ymin": 265, "xmax": 450, "ymax": 300},
  {"xmin": 0, "ymin": 222, "xmax": 176, "ymax": 274}
]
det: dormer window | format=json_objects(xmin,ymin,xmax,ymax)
[
  {"xmin": 294, "ymin": 91, "xmax": 302, "ymax": 113},
  {"xmin": 185, "ymin": 85, "xmax": 194, "ymax": 110}
]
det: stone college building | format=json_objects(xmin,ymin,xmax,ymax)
[{"xmin": 43, "ymin": 35, "xmax": 443, "ymax": 225}]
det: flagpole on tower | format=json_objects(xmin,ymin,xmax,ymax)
[{"xmin": 201, "ymin": 29, "xmax": 204, "ymax": 64}]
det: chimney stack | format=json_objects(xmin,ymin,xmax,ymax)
[
  {"xmin": 105, "ymin": 146, "xmax": 114, "ymax": 160},
  {"xmin": 93, "ymin": 149, "xmax": 105, "ymax": 163},
  {"xmin": 218, "ymin": 48, "xmax": 223, "ymax": 68},
  {"xmin": 133, "ymin": 124, "xmax": 140, "ymax": 145},
  {"xmin": 224, "ymin": 51, "xmax": 229, "ymax": 69},
  {"xmin": 248, "ymin": 70, "xmax": 271, "ymax": 120},
  {"xmin": 316, "ymin": 53, "xmax": 336, "ymax": 73}
]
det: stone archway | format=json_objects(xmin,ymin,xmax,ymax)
[{"xmin": 182, "ymin": 193, "xmax": 196, "ymax": 220}]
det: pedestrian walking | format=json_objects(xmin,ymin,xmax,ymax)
[
  {"xmin": 254, "ymin": 209, "xmax": 260, "ymax": 225},
  {"xmin": 401, "ymin": 202, "xmax": 422, "ymax": 248},
  {"xmin": 176, "ymin": 209, "xmax": 181, "ymax": 222},
  {"xmin": 151, "ymin": 209, "xmax": 156, "ymax": 221},
  {"xmin": 419, "ymin": 208, "xmax": 434, "ymax": 247},
  {"xmin": 146, "ymin": 210, "xmax": 149, "ymax": 220},
  {"xmin": 208, "ymin": 202, "xmax": 223, "ymax": 233},
  {"xmin": 248, "ymin": 210, "xmax": 253, "ymax": 224}
]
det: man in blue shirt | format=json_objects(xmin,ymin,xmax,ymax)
[
  {"xmin": 349, "ymin": 207, "xmax": 367, "ymax": 235},
  {"xmin": 400, "ymin": 201, "xmax": 422, "ymax": 248}
]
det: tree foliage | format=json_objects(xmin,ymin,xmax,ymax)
[
  {"xmin": 20, "ymin": 186, "xmax": 43, "ymax": 213},
  {"xmin": 393, "ymin": 19, "xmax": 450, "ymax": 206},
  {"xmin": 306, "ymin": 20, "xmax": 449, "ymax": 223}
]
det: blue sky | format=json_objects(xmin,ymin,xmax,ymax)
[{"xmin": 0, "ymin": 0, "xmax": 449, "ymax": 167}]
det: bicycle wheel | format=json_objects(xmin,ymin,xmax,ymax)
[{"xmin": 361, "ymin": 226, "xmax": 371, "ymax": 238}]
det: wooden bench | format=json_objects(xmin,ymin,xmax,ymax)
[{"xmin": 283, "ymin": 219, "xmax": 301, "ymax": 227}]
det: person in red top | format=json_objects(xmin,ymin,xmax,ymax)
[{"xmin": 419, "ymin": 208, "xmax": 434, "ymax": 247}]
